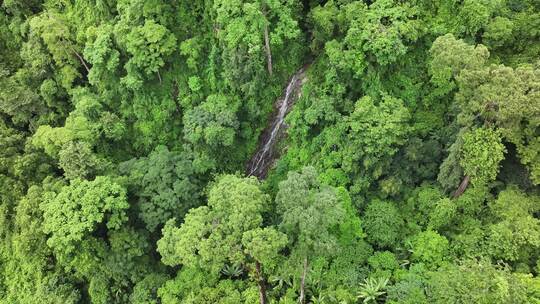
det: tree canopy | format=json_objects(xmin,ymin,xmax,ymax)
[{"xmin": 0, "ymin": 0, "xmax": 539, "ymax": 303}]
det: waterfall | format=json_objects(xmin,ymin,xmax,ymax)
[{"xmin": 247, "ymin": 67, "xmax": 308, "ymax": 178}]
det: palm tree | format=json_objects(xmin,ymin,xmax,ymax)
[
  {"xmin": 356, "ymin": 277, "xmax": 389, "ymax": 303},
  {"xmin": 310, "ymin": 294, "xmax": 329, "ymax": 304},
  {"xmin": 269, "ymin": 273, "xmax": 293, "ymax": 291},
  {"xmin": 221, "ymin": 264, "xmax": 243, "ymax": 278}
]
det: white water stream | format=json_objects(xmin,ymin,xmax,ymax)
[{"xmin": 247, "ymin": 67, "xmax": 307, "ymax": 178}]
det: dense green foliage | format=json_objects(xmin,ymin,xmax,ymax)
[{"xmin": 1, "ymin": 0, "xmax": 539, "ymax": 303}]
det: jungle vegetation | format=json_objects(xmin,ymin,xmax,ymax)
[{"xmin": 0, "ymin": 0, "xmax": 539, "ymax": 303}]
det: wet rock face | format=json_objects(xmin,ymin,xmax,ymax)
[{"xmin": 246, "ymin": 66, "xmax": 308, "ymax": 179}]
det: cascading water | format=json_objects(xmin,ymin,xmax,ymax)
[{"xmin": 247, "ymin": 66, "xmax": 308, "ymax": 178}]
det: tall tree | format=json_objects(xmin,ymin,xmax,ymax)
[
  {"xmin": 214, "ymin": 0, "xmax": 301, "ymax": 78},
  {"xmin": 120, "ymin": 145, "xmax": 203, "ymax": 232},
  {"xmin": 40, "ymin": 176, "xmax": 129, "ymax": 258},
  {"xmin": 158, "ymin": 175, "xmax": 287, "ymax": 304},
  {"xmin": 274, "ymin": 167, "xmax": 344, "ymax": 303}
]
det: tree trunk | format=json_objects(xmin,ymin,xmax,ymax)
[
  {"xmin": 452, "ymin": 175, "xmax": 470, "ymax": 198},
  {"xmin": 299, "ymin": 257, "xmax": 308, "ymax": 304},
  {"xmin": 69, "ymin": 46, "xmax": 91, "ymax": 74},
  {"xmin": 263, "ymin": 20, "xmax": 273, "ymax": 76},
  {"xmin": 255, "ymin": 261, "xmax": 267, "ymax": 304},
  {"xmin": 157, "ymin": 70, "xmax": 162, "ymax": 84}
]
